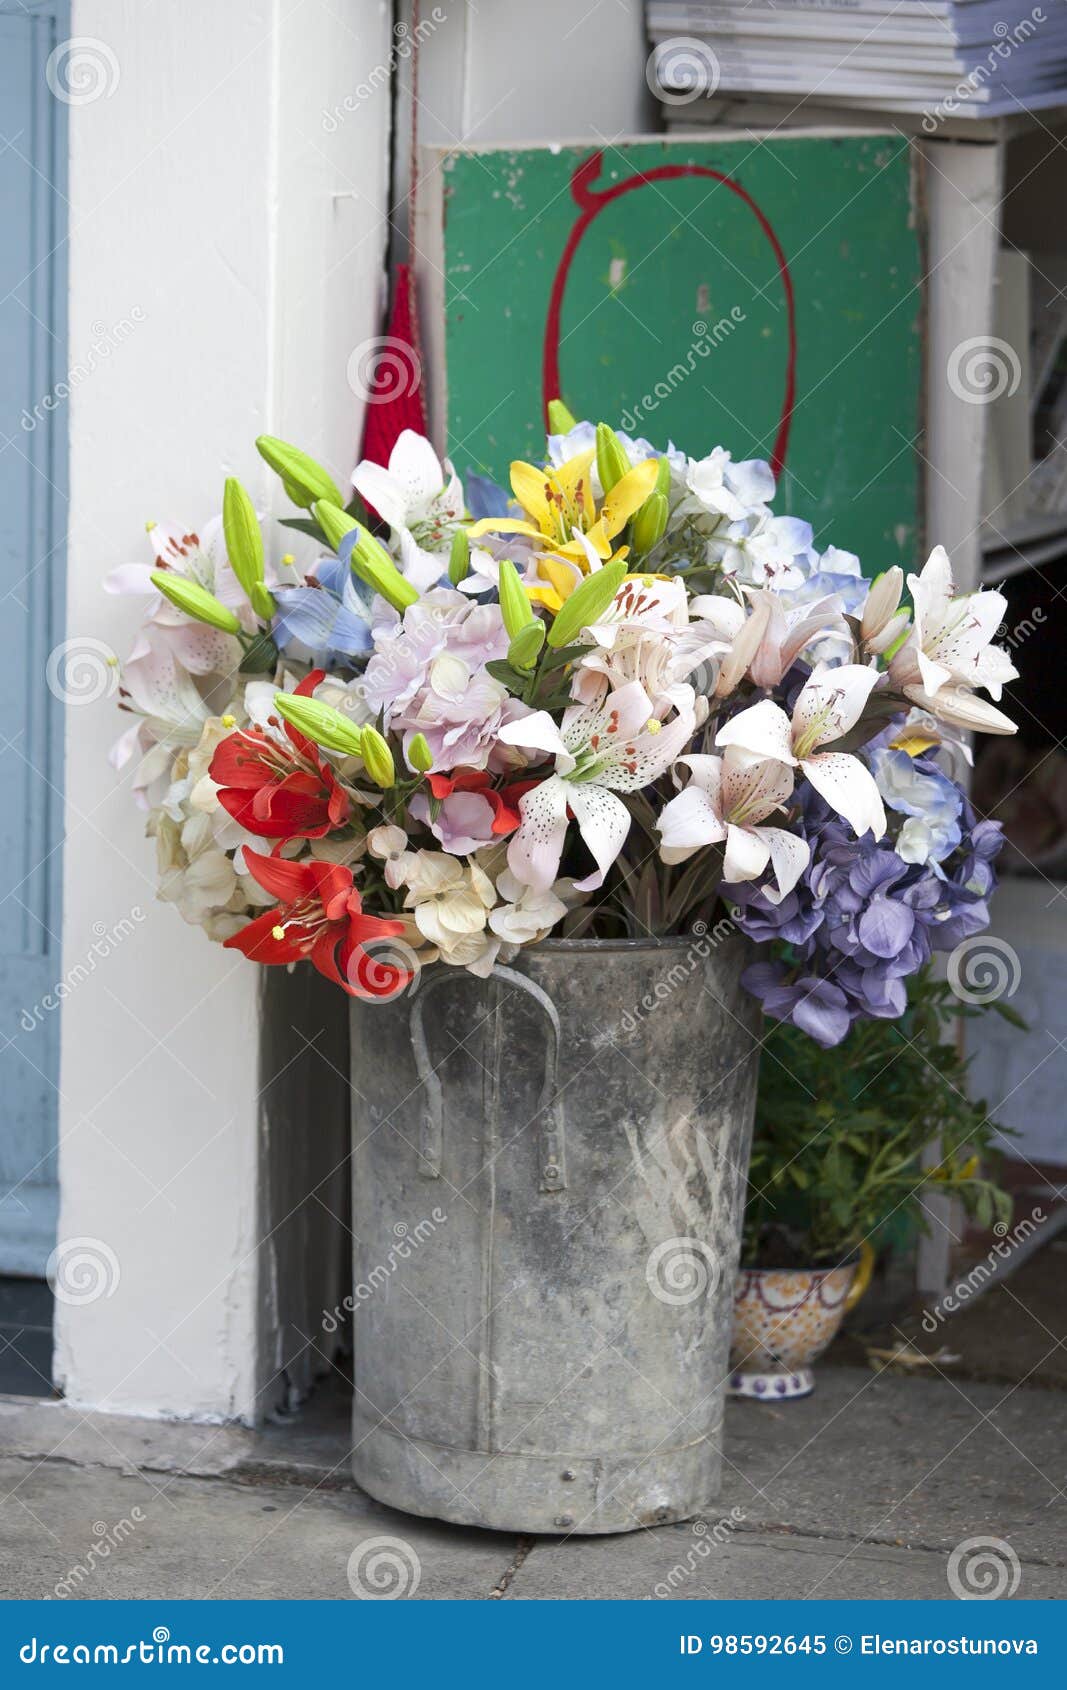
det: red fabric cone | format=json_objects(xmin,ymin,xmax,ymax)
[{"xmin": 358, "ymin": 263, "xmax": 427, "ymax": 470}]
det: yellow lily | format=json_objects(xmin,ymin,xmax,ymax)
[
  {"xmin": 469, "ymin": 450, "xmax": 658, "ymax": 565},
  {"xmin": 526, "ymin": 541, "xmax": 631, "ymax": 615}
]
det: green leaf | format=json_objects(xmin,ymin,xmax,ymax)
[
  {"xmin": 485, "ymin": 660, "xmax": 528, "ymax": 694},
  {"xmin": 547, "ymin": 559, "xmax": 627, "ymax": 648},
  {"xmin": 255, "ymin": 435, "xmax": 343, "ymax": 508}
]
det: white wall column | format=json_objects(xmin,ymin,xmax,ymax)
[{"xmin": 57, "ymin": 0, "xmax": 391, "ymax": 1421}]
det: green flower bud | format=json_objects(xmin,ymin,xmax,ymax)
[
  {"xmin": 150, "ymin": 571, "xmax": 241, "ymax": 635},
  {"xmin": 272, "ymin": 692, "xmax": 365, "ymax": 756},
  {"xmin": 407, "ymin": 733, "xmax": 434, "ymax": 773},
  {"xmin": 508, "ymin": 620, "xmax": 546, "ymax": 671},
  {"xmin": 654, "ymin": 456, "xmax": 671, "ymax": 497},
  {"xmin": 222, "ymin": 477, "xmax": 266, "ymax": 606},
  {"xmin": 250, "ymin": 581, "xmax": 277, "ymax": 622},
  {"xmin": 448, "ymin": 528, "xmax": 470, "ymax": 587},
  {"xmin": 312, "ymin": 499, "xmax": 359, "ymax": 554},
  {"xmin": 255, "ymin": 435, "xmax": 344, "ymax": 508},
  {"xmin": 360, "ymin": 725, "xmax": 396, "ymax": 788},
  {"xmin": 348, "ymin": 521, "xmax": 419, "ymax": 613},
  {"xmin": 547, "ymin": 559, "xmax": 627, "ymax": 649},
  {"xmin": 497, "ymin": 558, "xmax": 536, "ymax": 638},
  {"xmin": 595, "ymin": 422, "xmax": 630, "ymax": 495},
  {"xmin": 630, "ymin": 492, "xmax": 669, "ymax": 558},
  {"xmin": 547, "ymin": 398, "xmax": 577, "ymax": 434}
]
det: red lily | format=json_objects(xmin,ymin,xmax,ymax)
[
  {"xmin": 226, "ymin": 850, "xmax": 411, "ymax": 998},
  {"xmin": 210, "ymin": 669, "xmax": 350, "ymax": 842},
  {"xmin": 426, "ymin": 768, "xmax": 533, "ymax": 836}
]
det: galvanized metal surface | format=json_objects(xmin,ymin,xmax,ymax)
[{"xmin": 349, "ymin": 932, "xmax": 760, "ymax": 1535}]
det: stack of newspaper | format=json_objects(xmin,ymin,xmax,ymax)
[{"xmin": 647, "ymin": 0, "xmax": 1067, "ymax": 121}]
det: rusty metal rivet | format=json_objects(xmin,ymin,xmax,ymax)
[{"xmin": 554, "ymin": 1514, "xmax": 574, "ymax": 1528}]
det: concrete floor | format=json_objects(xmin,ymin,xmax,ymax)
[{"xmin": 1, "ymin": 1365, "xmax": 1065, "ymax": 1601}]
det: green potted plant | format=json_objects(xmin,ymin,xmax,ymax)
[{"xmin": 730, "ymin": 970, "xmax": 1015, "ymax": 1400}]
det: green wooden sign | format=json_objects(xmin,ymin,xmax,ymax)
[{"xmin": 424, "ymin": 135, "xmax": 924, "ymax": 575}]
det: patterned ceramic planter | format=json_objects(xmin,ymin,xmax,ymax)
[{"xmin": 728, "ymin": 1250, "xmax": 872, "ymax": 1401}]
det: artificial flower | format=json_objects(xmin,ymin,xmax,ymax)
[
  {"xmin": 351, "ymin": 430, "xmax": 464, "ymax": 591},
  {"xmin": 209, "ymin": 669, "xmax": 350, "ymax": 841},
  {"xmin": 716, "ymin": 665, "xmax": 887, "ymax": 840},
  {"xmin": 657, "ymin": 750, "xmax": 809, "ymax": 901}
]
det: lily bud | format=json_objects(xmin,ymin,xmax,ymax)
[
  {"xmin": 272, "ymin": 692, "xmax": 365, "ymax": 756},
  {"xmin": 630, "ymin": 492, "xmax": 668, "ymax": 558},
  {"xmin": 150, "ymin": 571, "xmax": 241, "ymax": 635},
  {"xmin": 867, "ymin": 608, "xmax": 910, "ymax": 657},
  {"xmin": 508, "ymin": 620, "xmax": 546, "ymax": 671},
  {"xmin": 497, "ymin": 558, "xmax": 536, "ymax": 638},
  {"xmin": 346, "ymin": 521, "xmax": 420, "ymax": 613},
  {"xmin": 548, "ymin": 558, "xmax": 627, "ymax": 649},
  {"xmin": 448, "ymin": 528, "xmax": 470, "ymax": 587},
  {"xmin": 360, "ymin": 725, "xmax": 396, "ymax": 787},
  {"xmin": 312, "ymin": 499, "xmax": 360, "ymax": 554},
  {"xmin": 654, "ymin": 456, "xmax": 671, "ymax": 497},
  {"xmin": 222, "ymin": 477, "xmax": 266, "ymax": 612},
  {"xmin": 861, "ymin": 566, "xmax": 904, "ymax": 643},
  {"xmin": 547, "ymin": 398, "xmax": 577, "ymax": 434},
  {"xmin": 595, "ymin": 422, "xmax": 630, "ymax": 495},
  {"xmin": 255, "ymin": 434, "xmax": 344, "ymax": 508},
  {"xmin": 905, "ymin": 683, "xmax": 1017, "ymax": 737},
  {"xmin": 407, "ymin": 733, "xmax": 433, "ymax": 773}
]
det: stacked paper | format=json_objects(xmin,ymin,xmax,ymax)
[{"xmin": 648, "ymin": 0, "xmax": 1067, "ymax": 119}]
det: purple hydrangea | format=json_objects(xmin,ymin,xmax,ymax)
[{"xmin": 728, "ymin": 760, "xmax": 1004, "ymax": 1047}]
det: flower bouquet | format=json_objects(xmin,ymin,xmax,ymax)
[
  {"xmin": 106, "ymin": 406, "xmax": 1019, "ymax": 1532},
  {"xmin": 109, "ymin": 407, "xmax": 1016, "ymax": 1045}
]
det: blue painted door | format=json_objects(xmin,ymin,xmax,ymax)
[{"xmin": 0, "ymin": 0, "xmax": 68, "ymax": 1273}]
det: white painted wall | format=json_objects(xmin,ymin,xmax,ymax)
[{"xmin": 58, "ymin": 0, "xmax": 391, "ymax": 1420}]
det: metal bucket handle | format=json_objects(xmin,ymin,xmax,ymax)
[{"xmin": 409, "ymin": 965, "xmax": 567, "ymax": 1191}]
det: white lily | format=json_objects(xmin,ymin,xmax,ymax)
[
  {"xmin": 889, "ymin": 546, "xmax": 1017, "ymax": 718},
  {"xmin": 351, "ymin": 430, "xmax": 464, "ymax": 592},
  {"xmin": 657, "ymin": 750, "xmax": 809, "ymax": 901},
  {"xmin": 105, "ymin": 516, "xmax": 250, "ymax": 673},
  {"xmin": 575, "ymin": 574, "xmax": 719, "ymax": 717},
  {"xmin": 498, "ymin": 680, "xmax": 696, "ymax": 891},
  {"xmin": 716, "ymin": 664, "xmax": 887, "ymax": 839}
]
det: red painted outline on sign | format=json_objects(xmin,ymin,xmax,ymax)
[{"xmin": 543, "ymin": 151, "xmax": 797, "ymax": 475}]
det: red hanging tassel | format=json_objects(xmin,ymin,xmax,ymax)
[{"xmin": 358, "ymin": 263, "xmax": 427, "ymax": 469}]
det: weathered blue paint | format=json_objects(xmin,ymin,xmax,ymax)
[{"xmin": 0, "ymin": 0, "xmax": 69, "ymax": 1274}]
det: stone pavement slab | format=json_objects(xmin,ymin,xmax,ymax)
[{"xmin": 2, "ymin": 1366, "xmax": 1066, "ymax": 1601}]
